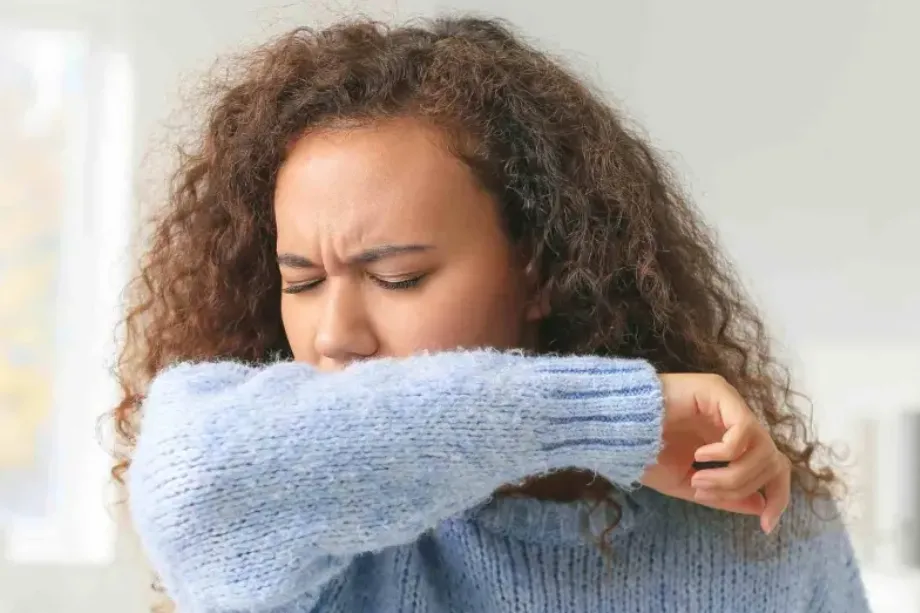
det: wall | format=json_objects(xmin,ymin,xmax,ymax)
[{"xmin": 128, "ymin": 0, "xmax": 920, "ymax": 343}]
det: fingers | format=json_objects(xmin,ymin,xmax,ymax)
[
  {"xmin": 697, "ymin": 491, "xmax": 765, "ymax": 517},
  {"xmin": 692, "ymin": 449, "xmax": 790, "ymax": 534},
  {"xmin": 703, "ymin": 462, "xmax": 774, "ymax": 502},
  {"xmin": 691, "ymin": 376, "xmax": 791, "ymax": 533},
  {"xmin": 690, "ymin": 438, "xmax": 777, "ymax": 499},
  {"xmin": 659, "ymin": 372, "xmax": 792, "ymax": 532},
  {"xmin": 694, "ymin": 422, "xmax": 754, "ymax": 462},
  {"xmin": 694, "ymin": 380, "xmax": 757, "ymax": 462},
  {"xmin": 761, "ymin": 455, "xmax": 791, "ymax": 534}
]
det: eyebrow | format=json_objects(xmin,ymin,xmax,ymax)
[{"xmin": 277, "ymin": 244, "xmax": 433, "ymax": 268}]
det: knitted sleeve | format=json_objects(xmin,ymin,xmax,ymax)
[{"xmin": 128, "ymin": 349, "xmax": 663, "ymax": 612}]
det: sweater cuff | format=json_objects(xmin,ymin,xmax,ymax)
[{"xmin": 522, "ymin": 356, "xmax": 663, "ymax": 487}]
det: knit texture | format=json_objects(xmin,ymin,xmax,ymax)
[{"xmin": 129, "ymin": 350, "xmax": 868, "ymax": 613}]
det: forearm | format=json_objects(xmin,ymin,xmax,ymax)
[{"xmin": 129, "ymin": 350, "xmax": 663, "ymax": 611}]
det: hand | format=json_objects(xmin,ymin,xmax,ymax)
[{"xmin": 640, "ymin": 373, "xmax": 790, "ymax": 534}]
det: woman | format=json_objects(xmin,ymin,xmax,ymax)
[{"xmin": 119, "ymin": 16, "xmax": 868, "ymax": 613}]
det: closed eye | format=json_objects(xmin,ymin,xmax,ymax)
[
  {"xmin": 371, "ymin": 274, "xmax": 426, "ymax": 290},
  {"xmin": 282, "ymin": 279, "xmax": 324, "ymax": 294},
  {"xmin": 282, "ymin": 274, "xmax": 426, "ymax": 294}
]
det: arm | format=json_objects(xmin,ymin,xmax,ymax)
[{"xmin": 128, "ymin": 350, "xmax": 663, "ymax": 612}]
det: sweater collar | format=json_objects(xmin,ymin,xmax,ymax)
[{"xmin": 467, "ymin": 487, "xmax": 666, "ymax": 547}]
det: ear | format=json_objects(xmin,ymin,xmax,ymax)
[{"xmin": 523, "ymin": 260, "xmax": 551, "ymax": 322}]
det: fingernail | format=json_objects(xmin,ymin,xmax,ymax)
[{"xmin": 764, "ymin": 515, "xmax": 779, "ymax": 535}]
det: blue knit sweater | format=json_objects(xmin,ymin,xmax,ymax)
[{"xmin": 129, "ymin": 350, "xmax": 869, "ymax": 613}]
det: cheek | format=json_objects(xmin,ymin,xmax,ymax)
[
  {"xmin": 277, "ymin": 265, "xmax": 532, "ymax": 361},
  {"xmin": 280, "ymin": 298, "xmax": 316, "ymax": 363},
  {"xmin": 375, "ymin": 268, "xmax": 529, "ymax": 354}
]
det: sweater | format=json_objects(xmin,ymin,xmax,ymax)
[{"xmin": 128, "ymin": 350, "xmax": 869, "ymax": 613}]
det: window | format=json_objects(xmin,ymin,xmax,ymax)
[{"xmin": 0, "ymin": 22, "xmax": 133, "ymax": 565}]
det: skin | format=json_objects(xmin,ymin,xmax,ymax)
[{"xmin": 275, "ymin": 118, "xmax": 544, "ymax": 371}]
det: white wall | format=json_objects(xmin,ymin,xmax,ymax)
[
  {"xmin": 2, "ymin": 0, "xmax": 917, "ymax": 611},
  {"xmin": 128, "ymin": 0, "xmax": 920, "ymax": 344}
]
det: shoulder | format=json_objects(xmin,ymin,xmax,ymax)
[
  {"xmin": 773, "ymin": 490, "xmax": 859, "ymax": 572},
  {"xmin": 638, "ymin": 487, "xmax": 869, "ymax": 611},
  {"xmin": 644, "ymin": 486, "xmax": 855, "ymax": 565},
  {"xmin": 777, "ymin": 488, "xmax": 849, "ymax": 541}
]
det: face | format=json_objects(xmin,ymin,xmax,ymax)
[{"xmin": 274, "ymin": 118, "xmax": 543, "ymax": 370}]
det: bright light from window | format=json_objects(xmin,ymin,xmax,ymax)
[{"xmin": 1, "ymin": 26, "xmax": 133, "ymax": 566}]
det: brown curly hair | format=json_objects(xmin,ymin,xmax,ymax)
[{"xmin": 113, "ymin": 16, "xmax": 836, "ymax": 516}]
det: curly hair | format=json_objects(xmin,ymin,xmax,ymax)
[{"xmin": 113, "ymin": 16, "xmax": 836, "ymax": 518}]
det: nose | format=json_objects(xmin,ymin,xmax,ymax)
[{"xmin": 313, "ymin": 279, "xmax": 378, "ymax": 367}]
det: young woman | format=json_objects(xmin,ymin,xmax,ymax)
[{"xmin": 119, "ymin": 16, "xmax": 868, "ymax": 613}]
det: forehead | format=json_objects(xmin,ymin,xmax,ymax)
[{"xmin": 273, "ymin": 119, "xmax": 496, "ymax": 248}]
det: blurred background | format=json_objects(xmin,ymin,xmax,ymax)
[{"xmin": 0, "ymin": 0, "xmax": 917, "ymax": 611}]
